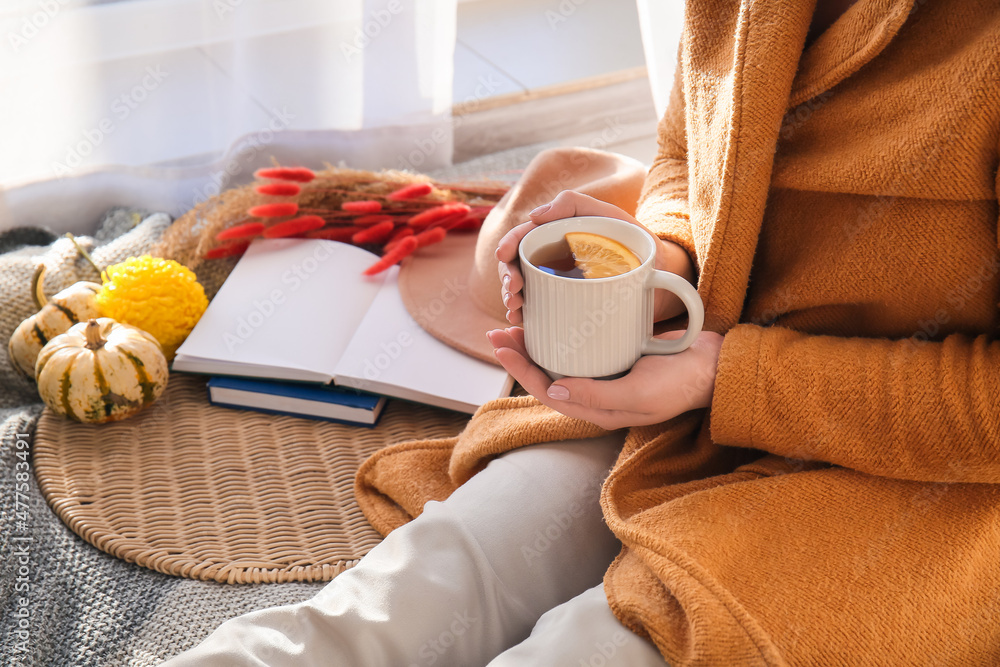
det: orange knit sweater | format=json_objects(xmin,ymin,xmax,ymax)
[{"xmin": 357, "ymin": 0, "xmax": 1000, "ymax": 663}]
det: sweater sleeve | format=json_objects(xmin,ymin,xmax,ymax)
[
  {"xmin": 634, "ymin": 58, "xmax": 697, "ymax": 265},
  {"xmin": 711, "ymin": 324, "xmax": 1000, "ymax": 484}
]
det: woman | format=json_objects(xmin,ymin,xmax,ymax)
[{"xmin": 166, "ymin": 0, "xmax": 1000, "ymax": 663}]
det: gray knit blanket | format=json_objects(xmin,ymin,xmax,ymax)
[
  {"xmin": 0, "ymin": 147, "xmax": 540, "ymax": 666},
  {"xmin": 0, "ymin": 211, "xmax": 328, "ymax": 666}
]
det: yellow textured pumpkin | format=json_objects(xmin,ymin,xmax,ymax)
[
  {"xmin": 35, "ymin": 318, "xmax": 168, "ymax": 424},
  {"xmin": 95, "ymin": 255, "xmax": 208, "ymax": 360},
  {"xmin": 8, "ymin": 265, "xmax": 101, "ymax": 380}
]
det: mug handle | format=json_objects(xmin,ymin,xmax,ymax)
[{"xmin": 641, "ymin": 270, "xmax": 704, "ymax": 355}]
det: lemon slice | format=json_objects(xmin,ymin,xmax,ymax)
[{"xmin": 564, "ymin": 232, "xmax": 641, "ymax": 279}]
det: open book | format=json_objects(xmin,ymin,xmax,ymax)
[{"xmin": 173, "ymin": 238, "xmax": 513, "ymax": 414}]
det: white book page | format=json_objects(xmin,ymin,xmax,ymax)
[
  {"xmin": 333, "ymin": 266, "xmax": 514, "ymax": 413},
  {"xmin": 174, "ymin": 239, "xmax": 386, "ymax": 382}
]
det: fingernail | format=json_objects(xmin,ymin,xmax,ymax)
[
  {"xmin": 494, "ymin": 248, "xmax": 500, "ymax": 260},
  {"xmin": 529, "ymin": 203, "xmax": 551, "ymax": 217},
  {"xmin": 503, "ymin": 292, "xmax": 510, "ymax": 307},
  {"xmin": 502, "ymin": 274, "xmax": 510, "ymax": 288},
  {"xmin": 547, "ymin": 385, "xmax": 570, "ymax": 401}
]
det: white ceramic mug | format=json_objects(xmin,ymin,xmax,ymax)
[{"xmin": 518, "ymin": 216, "xmax": 704, "ymax": 379}]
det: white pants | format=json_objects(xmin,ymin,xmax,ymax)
[{"xmin": 163, "ymin": 436, "xmax": 668, "ymax": 666}]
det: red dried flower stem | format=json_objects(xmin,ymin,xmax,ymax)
[
  {"xmin": 298, "ymin": 207, "xmax": 379, "ymax": 216},
  {"xmin": 341, "ymin": 200, "xmax": 382, "ymax": 213},
  {"xmin": 408, "ymin": 203, "xmax": 471, "ymax": 230},
  {"xmin": 296, "ymin": 187, "xmax": 375, "ymax": 196},
  {"xmin": 353, "ymin": 214, "xmax": 396, "ymax": 227},
  {"xmin": 255, "ymin": 182, "xmax": 302, "ymax": 196},
  {"xmin": 387, "ymin": 182, "xmax": 433, "ymax": 201},
  {"xmin": 363, "ymin": 236, "xmax": 419, "ymax": 276},
  {"xmin": 387, "ymin": 226, "xmax": 414, "ymax": 242},
  {"xmin": 249, "ymin": 202, "xmax": 300, "ymax": 218},
  {"xmin": 428, "ymin": 212, "xmax": 473, "ymax": 231},
  {"xmin": 450, "ymin": 216, "xmax": 483, "ymax": 231},
  {"xmin": 352, "ymin": 220, "xmax": 395, "ymax": 245},
  {"xmin": 383, "ymin": 227, "xmax": 415, "ymax": 254},
  {"xmin": 262, "ymin": 215, "xmax": 326, "ymax": 238},
  {"xmin": 305, "ymin": 226, "xmax": 366, "ymax": 242},
  {"xmin": 254, "ymin": 167, "xmax": 316, "ymax": 183},
  {"xmin": 302, "ymin": 178, "xmax": 500, "ymax": 199},
  {"xmin": 300, "ymin": 199, "xmax": 447, "ymax": 213},
  {"xmin": 216, "ymin": 221, "xmax": 265, "ymax": 241},
  {"xmin": 204, "ymin": 241, "xmax": 251, "ymax": 259},
  {"xmin": 291, "ymin": 187, "xmax": 419, "ymax": 199},
  {"xmin": 415, "ymin": 227, "xmax": 447, "ymax": 248}
]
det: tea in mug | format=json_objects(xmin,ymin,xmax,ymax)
[
  {"xmin": 528, "ymin": 232, "xmax": 640, "ymax": 280},
  {"xmin": 528, "ymin": 237, "xmax": 585, "ymax": 278}
]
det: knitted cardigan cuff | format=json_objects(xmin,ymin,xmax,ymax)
[{"xmin": 709, "ymin": 323, "xmax": 763, "ymax": 449}]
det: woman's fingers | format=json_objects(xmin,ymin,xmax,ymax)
[
  {"xmin": 502, "ymin": 291, "xmax": 523, "ymax": 312},
  {"xmin": 496, "ymin": 221, "xmax": 539, "ymax": 263},
  {"xmin": 490, "ymin": 327, "xmax": 670, "ymax": 430},
  {"xmin": 497, "ymin": 222, "xmax": 532, "ymax": 325},
  {"xmin": 498, "ymin": 266, "xmax": 524, "ymax": 323},
  {"xmin": 497, "ymin": 262, "xmax": 524, "ymax": 294},
  {"xmin": 488, "ymin": 329, "xmax": 557, "ymax": 396},
  {"xmin": 530, "ymin": 190, "xmax": 639, "ymax": 225},
  {"xmin": 486, "ymin": 327, "xmax": 528, "ymax": 357}
]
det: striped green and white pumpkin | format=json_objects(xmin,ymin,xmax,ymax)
[
  {"xmin": 8, "ymin": 265, "xmax": 101, "ymax": 380},
  {"xmin": 35, "ymin": 318, "xmax": 168, "ymax": 424}
]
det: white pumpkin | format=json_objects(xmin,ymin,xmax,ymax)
[
  {"xmin": 8, "ymin": 265, "xmax": 101, "ymax": 380},
  {"xmin": 35, "ymin": 318, "xmax": 168, "ymax": 424}
]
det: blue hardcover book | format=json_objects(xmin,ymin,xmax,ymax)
[{"xmin": 206, "ymin": 376, "xmax": 387, "ymax": 427}]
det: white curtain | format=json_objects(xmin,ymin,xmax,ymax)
[
  {"xmin": 635, "ymin": 0, "xmax": 685, "ymax": 121},
  {"xmin": 0, "ymin": 0, "xmax": 457, "ymax": 233}
]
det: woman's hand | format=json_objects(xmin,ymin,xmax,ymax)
[
  {"xmin": 487, "ymin": 327, "xmax": 724, "ymax": 430},
  {"xmin": 495, "ymin": 190, "xmax": 696, "ymax": 326}
]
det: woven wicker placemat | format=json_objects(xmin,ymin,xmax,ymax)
[{"xmin": 33, "ymin": 374, "xmax": 468, "ymax": 584}]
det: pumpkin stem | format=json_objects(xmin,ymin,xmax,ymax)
[
  {"xmin": 84, "ymin": 319, "xmax": 105, "ymax": 350},
  {"xmin": 65, "ymin": 233, "xmax": 103, "ymax": 280},
  {"xmin": 31, "ymin": 263, "xmax": 48, "ymax": 310}
]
